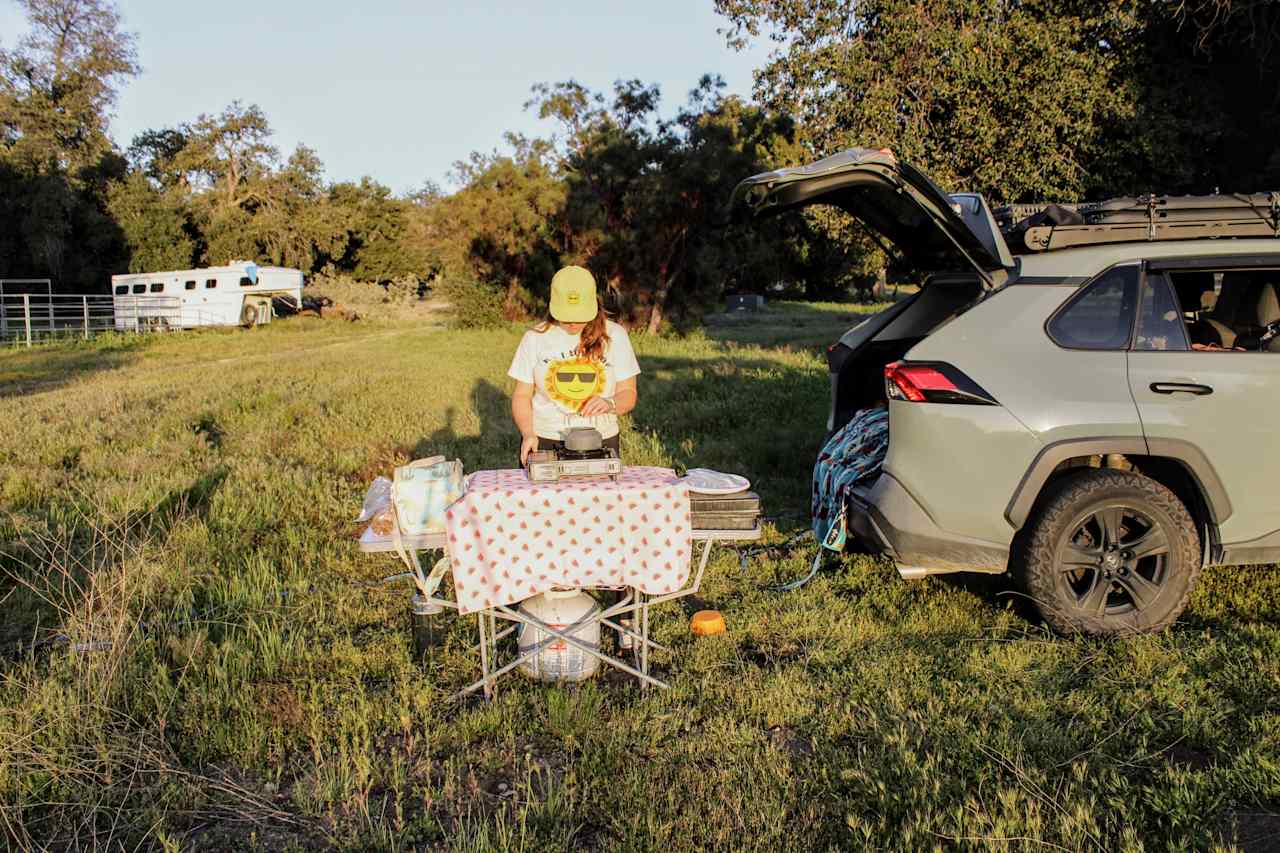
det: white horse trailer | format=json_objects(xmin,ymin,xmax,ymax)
[{"xmin": 111, "ymin": 262, "xmax": 303, "ymax": 331}]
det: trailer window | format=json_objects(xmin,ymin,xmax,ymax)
[
  {"xmin": 205, "ymin": 279, "xmax": 217, "ymax": 289},
  {"xmin": 132, "ymin": 284, "xmax": 146, "ymax": 294},
  {"xmin": 239, "ymin": 276, "xmax": 254, "ymax": 287},
  {"xmin": 149, "ymin": 282, "xmax": 164, "ymax": 293},
  {"xmin": 115, "ymin": 285, "xmax": 128, "ymax": 295},
  {"xmin": 184, "ymin": 280, "xmax": 196, "ymax": 290}
]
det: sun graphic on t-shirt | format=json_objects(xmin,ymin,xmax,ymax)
[{"xmin": 545, "ymin": 356, "xmax": 605, "ymax": 411}]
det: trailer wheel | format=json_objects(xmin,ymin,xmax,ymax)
[{"xmin": 240, "ymin": 303, "xmax": 259, "ymax": 327}]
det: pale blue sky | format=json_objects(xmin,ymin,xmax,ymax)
[{"xmin": 2, "ymin": 1, "xmax": 774, "ymax": 194}]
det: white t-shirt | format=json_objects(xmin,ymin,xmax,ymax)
[{"xmin": 508, "ymin": 320, "xmax": 640, "ymax": 440}]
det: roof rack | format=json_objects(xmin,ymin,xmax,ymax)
[{"xmin": 995, "ymin": 193, "xmax": 1280, "ymax": 253}]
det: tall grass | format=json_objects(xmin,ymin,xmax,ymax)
[{"xmin": 0, "ymin": 306, "xmax": 1275, "ymax": 850}]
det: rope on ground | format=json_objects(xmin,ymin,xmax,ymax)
[{"xmin": 731, "ymin": 527, "xmax": 833, "ymax": 592}]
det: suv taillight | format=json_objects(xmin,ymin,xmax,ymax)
[{"xmin": 884, "ymin": 361, "xmax": 997, "ymax": 405}]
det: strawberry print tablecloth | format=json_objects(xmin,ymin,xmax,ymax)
[{"xmin": 443, "ymin": 467, "xmax": 692, "ymax": 614}]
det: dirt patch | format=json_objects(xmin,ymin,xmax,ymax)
[
  {"xmin": 1161, "ymin": 742, "xmax": 1215, "ymax": 772},
  {"xmin": 767, "ymin": 725, "xmax": 814, "ymax": 758},
  {"xmin": 1224, "ymin": 811, "xmax": 1280, "ymax": 852},
  {"xmin": 256, "ymin": 683, "xmax": 304, "ymax": 728},
  {"xmin": 191, "ymin": 414, "xmax": 223, "ymax": 450},
  {"xmin": 742, "ymin": 639, "xmax": 805, "ymax": 670}
]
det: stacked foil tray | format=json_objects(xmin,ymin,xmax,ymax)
[{"xmin": 690, "ymin": 490, "xmax": 761, "ymax": 530}]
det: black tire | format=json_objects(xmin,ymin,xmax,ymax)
[
  {"xmin": 240, "ymin": 302, "xmax": 259, "ymax": 327},
  {"xmin": 1015, "ymin": 469, "xmax": 1200, "ymax": 636}
]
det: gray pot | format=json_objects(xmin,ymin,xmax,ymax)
[{"xmin": 563, "ymin": 427, "xmax": 603, "ymax": 453}]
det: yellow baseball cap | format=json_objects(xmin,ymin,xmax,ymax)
[{"xmin": 549, "ymin": 266, "xmax": 599, "ymax": 323}]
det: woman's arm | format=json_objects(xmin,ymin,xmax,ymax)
[
  {"xmin": 581, "ymin": 376, "xmax": 636, "ymax": 417},
  {"xmin": 611, "ymin": 376, "xmax": 637, "ymax": 415},
  {"xmin": 511, "ymin": 381, "xmax": 539, "ymax": 463}
]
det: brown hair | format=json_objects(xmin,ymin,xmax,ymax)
[{"xmin": 533, "ymin": 310, "xmax": 610, "ymax": 361}]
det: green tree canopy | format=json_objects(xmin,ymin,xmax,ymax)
[
  {"xmin": 715, "ymin": 0, "xmax": 1280, "ymax": 200},
  {"xmin": 0, "ymin": 0, "xmax": 137, "ymax": 288}
]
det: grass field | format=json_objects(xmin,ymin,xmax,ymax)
[{"xmin": 2, "ymin": 302, "xmax": 1278, "ymax": 851}]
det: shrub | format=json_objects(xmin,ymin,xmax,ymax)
[
  {"xmin": 436, "ymin": 274, "xmax": 507, "ymax": 329},
  {"xmin": 303, "ymin": 271, "xmax": 435, "ymax": 321}
]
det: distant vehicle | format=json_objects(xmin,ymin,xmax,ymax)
[
  {"xmin": 111, "ymin": 261, "xmax": 303, "ymax": 330},
  {"xmin": 734, "ymin": 147, "xmax": 1280, "ymax": 636}
]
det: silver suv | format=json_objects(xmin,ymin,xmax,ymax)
[{"xmin": 733, "ymin": 149, "xmax": 1280, "ymax": 635}]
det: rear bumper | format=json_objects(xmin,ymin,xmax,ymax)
[{"xmin": 847, "ymin": 473, "xmax": 1010, "ymax": 576}]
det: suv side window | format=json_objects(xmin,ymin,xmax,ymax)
[
  {"xmin": 1048, "ymin": 265, "xmax": 1139, "ymax": 350},
  {"xmin": 1133, "ymin": 272, "xmax": 1190, "ymax": 351},
  {"xmin": 1164, "ymin": 265, "xmax": 1280, "ymax": 352}
]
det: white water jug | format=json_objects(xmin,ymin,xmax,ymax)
[{"xmin": 517, "ymin": 589, "xmax": 602, "ymax": 682}]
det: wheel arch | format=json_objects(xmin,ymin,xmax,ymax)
[{"xmin": 1006, "ymin": 437, "xmax": 1229, "ymax": 561}]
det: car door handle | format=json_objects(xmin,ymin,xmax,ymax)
[{"xmin": 1150, "ymin": 382, "xmax": 1213, "ymax": 396}]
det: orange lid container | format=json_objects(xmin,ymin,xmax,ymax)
[{"xmin": 690, "ymin": 610, "xmax": 726, "ymax": 637}]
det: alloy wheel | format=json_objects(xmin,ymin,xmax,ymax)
[{"xmin": 1054, "ymin": 503, "xmax": 1170, "ymax": 616}]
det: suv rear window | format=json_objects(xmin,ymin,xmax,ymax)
[
  {"xmin": 1048, "ymin": 265, "xmax": 1139, "ymax": 350},
  {"xmin": 1134, "ymin": 273, "xmax": 1190, "ymax": 351}
]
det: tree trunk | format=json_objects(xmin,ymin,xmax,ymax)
[
  {"xmin": 646, "ymin": 232, "xmax": 685, "ymax": 334},
  {"xmin": 503, "ymin": 276, "xmax": 523, "ymax": 320},
  {"xmin": 647, "ymin": 274, "xmax": 674, "ymax": 334}
]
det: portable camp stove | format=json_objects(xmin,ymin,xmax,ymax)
[{"xmin": 525, "ymin": 427, "xmax": 622, "ymax": 482}]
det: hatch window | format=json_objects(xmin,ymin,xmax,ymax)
[
  {"xmin": 149, "ymin": 282, "xmax": 164, "ymax": 293},
  {"xmin": 205, "ymin": 279, "xmax": 217, "ymax": 289},
  {"xmin": 184, "ymin": 280, "xmax": 196, "ymax": 290}
]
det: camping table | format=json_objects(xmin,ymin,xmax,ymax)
[{"xmin": 358, "ymin": 520, "xmax": 761, "ymax": 698}]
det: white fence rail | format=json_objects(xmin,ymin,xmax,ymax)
[{"xmin": 0, "ymin": 293, "xmax": 222, "ymax": 346}]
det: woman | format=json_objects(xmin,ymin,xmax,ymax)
[
  {"xmin": 508, "ymin": 265, "xmax": 639, "ymax": 464},
  {"xmin": 508, "ymin": 265, "xmax": 640, "ymax": 649}
]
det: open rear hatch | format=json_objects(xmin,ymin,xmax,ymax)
[
  {"xmin": 730, "ymin": 147, "xmax": 1014, "ymax": 284},
  {"xmin": 731, "ymin": 148, "xmax": 1016, "ymax": 434}
]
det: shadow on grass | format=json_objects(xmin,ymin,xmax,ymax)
[
  {"xmin": 0, "ymin": 337, "xmax": 150, "ymax": 399},
  {"xmin": 411, "ymin": 379, "xmax": 519, "ymax": 472},
  {"xmin": 630, "ymin": 353, "xmax": 828, "ymax": 517}
]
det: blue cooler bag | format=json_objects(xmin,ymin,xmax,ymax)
[{"xmin": 393, "ymin": 456, "xmax": 465, "ymax": 535}]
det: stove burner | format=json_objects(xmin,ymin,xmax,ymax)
[{"xmin": 557, "ymin": 447, "xmax": 612, "ymax": 461}]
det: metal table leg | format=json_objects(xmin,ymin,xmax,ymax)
[
  {"xmin": 640, "ymin": 588, "xmax": 650, "ymax": 687},
  {"xmin": 476, "ymin": 612, "xmax": 492, "ymax": 700}
]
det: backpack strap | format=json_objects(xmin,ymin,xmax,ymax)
[{"xmin": 392, "ymin": 499, "xmax": 451, "ymax": 599}]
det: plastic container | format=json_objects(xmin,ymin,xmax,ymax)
[
  {"xmin": 411, "ymin": 594, "xmax": 444, "ymax": 665},
  {"xmin": 690, "ymin": 610, "xmax": 726, "ymax": 637},
  {"xmin": 517, "ymin": 589, "xmax": 602, "ymax": 682}
]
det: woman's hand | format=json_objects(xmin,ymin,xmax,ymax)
[
  {"xmin": 519, "ymin": 434, "xmax": 540, "ymax": 465},
  {"xmin": 579, "ymin": 396, "xmax": 615, "ymax": 417}
]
